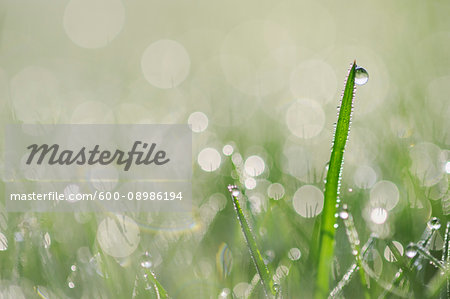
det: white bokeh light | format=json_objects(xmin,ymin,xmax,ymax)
[
  {"xmin": 197, "ymin": 148, "xmax": 221, "ymax": 172},
  {"xmin": 286, "ymin": 99, "xmax": 325, "ymax": 139},
  {"xmin": 354, "ymin": 165, "xmax": 377, "ymax": 189},
  {"xmin": 244, "ymin": 155, "xmax": 265, "ymax": 177},
  {"xmin": 409, "ymin": 142, "xmax": 445, "ymax": 187},
  {"xmin": 222, "ymin": 144, "xmax": 234, "ymax": 156},
  {"xmin": 96, "ymin": 215, "xmax": 140, "ymax": 258},
  {"xmin": 64, "ymin": 184, "xmax": 81, "ymax": 203},
  {"xmin": 370, "ymin": 207, "xmax": 388, "ymax": 224},
  {"xmin": 0, "ymin": 232, "xmax": 7, "ymax": 251},
  {"xmin": 369, "ymin": 180, "xmax": 400, "ymax": 211},
  {"xmin": 188, "ymin": 111, "xmax": 208, "ymax": 133},
  {"xmin": 245, "ymin": 177, "xmax": 257, "ymax": 190},
  {"xmin": 233, "ymin": 282, "xmax": 250, "ymax": 298},
  {"xmin": 63, "ymin": 0, "xmax": 125, "ymax": 48},
  {"xmin": 292, "ymin": 185, "xmax": 324, "ymax": 218},
  {"xmin": 384, "ymin": 241, "xmax": 403, "ymax": 262},
  {"xmin": 141, "ymin": 39, "xmax": 191, "ymax": 89},
  {"xmin": 267, "ymin": 183, "xmax": 285, "ymax": 200},
  {"xmin": 288, "ymin": 247, "xmax": 301, "ymax": 261}
]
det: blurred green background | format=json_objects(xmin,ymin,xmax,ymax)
[{"xmin": 0, "ymin": 0, "xmax": 449, "ymax": 298}]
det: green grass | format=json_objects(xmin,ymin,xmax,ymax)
[
  {"xmin": 0, "ymin": 62, "xmax": 448, "ymax": 299},
  {"xmin": 314, "ymin": 61, "xmax": 357, "ymax": 298},
  {"xmin": 227, "ymin": 184, "xmax": 276, "ymax": 298}
]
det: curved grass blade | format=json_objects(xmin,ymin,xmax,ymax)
[
  {"xmin": 228, "ymin": 185, "xmax": 276, "ymax": 297},
  {"xmin": 314, "ymin": 61, "xmax": 357, "ymax": 298}
]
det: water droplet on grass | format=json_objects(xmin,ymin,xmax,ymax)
[
  {"xmin": 140, "ymin": 251, "xmax": 153, "ymax": 269},
  {"xmin": 355, "ymin": 67, "xmax": 369, "ymax": 85},
  {"xmin": 405, "ymin": 244, "xmax": 417, "ymax": 258},
  {"xmin": 339, "ymin": 210, "xmax": 349, "ymax": 220},
  {"xmin": 273, "ymin": 283, "xmax": 280, "ymax": 293},
  {"xmin": 228, "ymin": 185, "xmax": 241, "ymax": 197},
  {"xmin": 68, "ymin": 281, "xmax": 75, "ymax": 288},
  {"xmin": 427, "ymin": 217, "xmax": 441, "ymax": 230}
]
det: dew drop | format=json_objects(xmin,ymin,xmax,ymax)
[
  {"xmin": 405, "ymin": 243, "xmax": 417, "ymax": 258},
  {"xmin": 228, "ymin": 185, "xmax": 241, "ymax": 197},
  {"xmin": 71, "ymin": 265, "xmax": 77, "ymax": 272},
  {"xmin": 427, "ymin": 217, "xmax": 441, "ymax": 230},
  {"xmin": 219, "ymin": 288, "xmax": 231, "ymax": 298},
  {"xmin": 351, "ymin": 249, "xmax": 358, "ymax": 256},
  {"xmin": 339, "ymin": 210, "xmax": 349, "ymax": 220},
  {"xmin": 140, "ymin": 251, "xmax": 153, "ymax": 269},
  {"xmin": 68, "ymin": 281, "xmax": 75, "ymax": 289},
  {"xmin": 333, "ymin": 224, "xmax": 339, "ymax": 229},
  {"xmin": 355, "ymin": 66, "xmax": 369, "ymax": 85},
  {"xmin": 273, "ymin": 283, "xmax": 280, "ymax": 293}
]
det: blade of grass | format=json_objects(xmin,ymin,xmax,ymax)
[
  {"xmin": 314, "ymin": 61, "xmax": 357, "ymax": 298},
  {"xmin": 442, "ymin": 221, "xmax": 449, "ymax": 299},
  {"xmin": 228, "ymin": 185, "xmax": 276, "ymax": 297},
  {"xmin": 386, "ymin": 240, "xmax": 426, "ymax": 297},
  {"xmin": 339, "ymin": 205, "xmax": 370, "ymax": 299},
  {"xmin": 379, "ymin": 224, "xmax": 436, "ymax": 299},
  {"xmin": 142, "ymin": 268, "xmax": 169, "ymax": 299}
]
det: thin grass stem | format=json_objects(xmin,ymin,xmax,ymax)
[{"xmin": 228, "ymin": 185, "xmax": 276, "ymax": 297}]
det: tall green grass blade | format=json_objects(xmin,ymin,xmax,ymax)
[
  {"xmin": 142, "ymin": 268, "xmax": 169, "ymax": 299},
  {"xmin": 314, "ymin": 61, "xmax": 357, "ymax": 298},
  {"xmin": 228, "ymin": 185, "xmax": 276, "ymax": 297}
]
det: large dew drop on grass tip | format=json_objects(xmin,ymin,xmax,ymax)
[
  {"xmin": 355, "ymin": 66, "xmax": 369, "ymax": 85},
  {"xmin": 427, "ymin": 217, "xmax": 441, "ymax": 230},
  {"xmin": 228, "ymin": 185, "xmax": 240, "ymax": 197},
  {"xmin": 140, "ymin": 251, "xmax": 153, "ymax": 269}
]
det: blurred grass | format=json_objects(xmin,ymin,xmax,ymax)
[{"xmin": 0, "ymin": 0, "xmax": 449, "ymax": 298}]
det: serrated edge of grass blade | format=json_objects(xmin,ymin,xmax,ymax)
[
  {"xmin": 228, "ymin": 185, "xmax": 276, "ymax": 297},
  {"xmin": 314, "ymin": 61, "xmax": 357, "ymax": 298}
]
